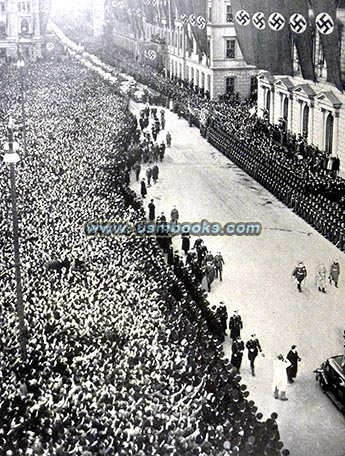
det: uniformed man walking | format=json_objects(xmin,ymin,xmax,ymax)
[
  {"xmin": 231, "ymin": 336, "xmax": 245, "ymax": 372},
  {"xmin": 229, "ymin": 310, "xmax": 243, "ymax": 340},
  {"xmin": 292, "ymin": 261, "xmax": 307, "ymax": 292},
  {"xmin": 246, "ymin": 334, "xmax": 264, "ymax": 377}
]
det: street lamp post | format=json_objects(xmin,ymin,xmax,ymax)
[
  {"xmin": 17, "ymin": 59, "xmax": 27, "ymax": 153},
  {"xmin": 4, "ymin": 119, "xmax": 27, "ymax": 362}
]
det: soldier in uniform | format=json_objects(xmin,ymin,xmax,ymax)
[
  {"xmin": 329, "ymin": 259, "xmax": 340, "ymax": 288},
  {"xmin": 217, "ymin": 301, "xmax": 228, "ymax": 336},
  {"xmin": 231, "ymin": 337, "xmax": 245, "ymax": 372},
  {"xmin": 214, "ymin": 252, "xmax": 225, "ymax": 281},
  {"xmin": 292, "ymin": 261, "xmax": 307, "ymax": 292},
  {"xmin": 246, "ymin": 334, "xmax": 264, "ymax": 377},
  {"xmin": 229, "ymin": 310, "xmax": 243, "ymax": 341}
]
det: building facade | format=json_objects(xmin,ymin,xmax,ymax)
[
  {"xmin": 107, "ymin": 0, "xmax": 257, "ymax": 100},
  {"xmin": 257, "ymin": 6, "xmax": 345, "ymax": 173},
  {"xmin": 0, "ymin": 0, "xmax": 46, "ymax": 61}
]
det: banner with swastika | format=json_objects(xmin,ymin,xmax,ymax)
[
  {"xmin": 285, "ymin": 0, "xmax": 315, "ymax": 82},
  {"xmin": 192, "ymin": 0, "xmax": 208, "ymax": 57},
  {"xmin": 310, "ymin": 0, "xmax": 342, "ymax": 91}
]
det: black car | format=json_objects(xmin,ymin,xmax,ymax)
[{"xmin": 315, "ymin": 354, "xmax": 345, "ymax": 412}]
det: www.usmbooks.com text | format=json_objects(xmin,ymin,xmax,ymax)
[{"xmin": 84, "ymin": 220, "xmax": 262, "ymax": 237}]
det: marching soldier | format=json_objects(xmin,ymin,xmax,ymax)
[
  {"xmin": 229, "ymin": 310, "xmax": 243, "ymax": 340},
  {"xmin": 231, "ymin": 337, "xmax": 245, "ymax": 372},
  {"xmin": 246, "ymin": 334, "xmax": 264, "ymax": 377}
]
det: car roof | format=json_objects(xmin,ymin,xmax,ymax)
[{"xmin": 328, "ymin": 355, "xmax": 345, "ymax": 378}]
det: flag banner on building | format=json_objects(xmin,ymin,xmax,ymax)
[
  {"xmin": 180, "ymin": 0, "xmax": 204, "ymax": 56},
  {"xmin": 232, "ymin": 0, "xmax": 342, "ymax": 89},
  {"xmin": 142, "ymin": 42, "xmax": 159, "ymax": 67},
  {"xmin": 174, "ymin": 0, "xmax": 194, "ymax": 56},
  {"xmin": 126, "ymin": 0, "xmax": 144, "ymax": 37},
  {"xmin": 39, "ymin": 0, "xmax": 52, "ymax": 34},
  {"xmin": 232, "ymin": 0, "xmax": 293, "ymax": 75},
  {"xmin": 168, "ymin": 0, "xmax": 175, "ymax": 28},
  {"xmin": 191, "ymin": 0, "xmax": 208, "ymax": 56},
  {"xmin": 285, "ymin": 0, "xmax": 315, "ymax": 82},
  {"xmin": 231, "ymin": 0, "xmax": 258, "ymax": 65},
  {"xmin": 142, "ymin": 0, "xmax": 155, "ymax": 24},
  {"xmin": 310, "ymin": 0, "xmax": 342, "ymax": 91},
  {"xmin": 160, "ymin": 0, "xmax": 174, "ymax": 28},
  {"xmin": 151, "ymin": 0, "xmax": 161, "ymax": 24}
]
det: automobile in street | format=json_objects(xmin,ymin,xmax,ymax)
[{"xmin": 315, "ymin": 354, "xmax": 345, "ymax": 412}]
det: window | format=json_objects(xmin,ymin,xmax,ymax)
[
  {"xmin": 0, "ymin": 2, "xmax": 5, "ymax": 12},
  {"xmin": 225, "ymin": 77, "xmax": 235, "ymax": 95},
  {"xmin": 226, "ymin": 5, "xmax": 233, "ymax": 23},
  {"xmin": 21, "ymin": 18, "xmax": 29, "ymax": 34},
  {"xmin": 208, "ymin": 6, "xmax": 212, "ymax": 22},
  {"xmin": 179, "ymin": 32, "xmax": 183, "ymax": 49},
  {"xmin": 17, "ymin": 2, "xmax": 21, "ymax": 11},
  {"xmin": 302, "ymin": 105, "xmax": 309, "ymax": 138},
  {"xmin": 0, "ymin": 21, "xmax": 5, "ymax": 35},
  {"xmin": 226, "ymin": 39, "xmax": 235, "ymax": 59},
  {"xmin": 325, "ymin": 113, "xmax": 334, "ymax": 155},
  {"xmin": 26, "ymin": 1, "xmax": 31, "ymax": 12},
  {"xmin": 250, "ymin": 76, "xmax": 257, "ymax": 95}
]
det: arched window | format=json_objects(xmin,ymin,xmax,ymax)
[
  {"xmin": 21, "ymin": 19, "xmax": 29, "ymax": 34},
  {"xmin": 283, "ymin": 97, "xmax": 289, "ymax": 120},
  {"xmin": 325, "ymin": 112, "xmax": 334, "ymax": 155},
  {"xmin": 265, "ymin": 90, "xmax": 271, "ymax": 113},
  {"xmin": 302, "ymin": 105, "xmax": 309, "ymax": 138}
]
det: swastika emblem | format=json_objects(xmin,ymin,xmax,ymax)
[
  {"xmin": 268, "ymin": 12, "xmax": 285, "ymax": 31},
  {"xmin": 142, "ymin": 0, "xmax": 150, "ymax": 5},
  {"xmin": 252, "ymin": 12, "xmax": 265, "ymax": 30},
  {"xmin": 136, "ymin": 8, "xmax": 142, "ymax": 17},
  {"xmin": 197, "ymin": 15, "xmax": 206, "ymax": 29},
  {"xmin": 46, "ymin": 42, "xmax": 55, "ymax": 51},
  {"xmin": 144, "ymin": 50, "xmax": 157, "ymax": 60},
  {"xmin": 39, "ymin": 4, "xmax": 49, "ymax": 12},
  {"xmin": 189, "ymin": 14, "xmax": 196, "ymax": 26},
  {"xmin": 289, "ymin": 13, "xmax": 307, "ymax": 34},
  {"xmin": 316, "ymin": 12, "xmax": 334, "ymax": 35},
  {"xmin": 180, "ymin": 13, "xmax": 188, "ymax": 25},
  {"xmin": 235, "ymin": 10, "xmax": 250, "ymax": 27}
]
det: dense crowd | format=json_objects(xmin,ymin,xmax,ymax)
[
  {"xmin": 0, "ymin": 58, "xmax": 289, "ymax": 455},
  {"xmin": 97, "ymin": 44, "xmax": 345, "ymax": 251}
]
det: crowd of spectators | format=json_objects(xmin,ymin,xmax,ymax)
[
  {"xmin": 96, "ymin": 44, "xmax": 345, "ymax": 251},
  {"xmin": 0, "ymin": 56, "xmax": 289, "ymax": 455}
]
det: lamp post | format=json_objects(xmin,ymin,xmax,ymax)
[
  {"xmin": 17, "ymin": 58, "xmax": 27, "ymax": 153},
  {"xmin": 4, "ymin": 118, "xmax": 27, "ymax": 362}
]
